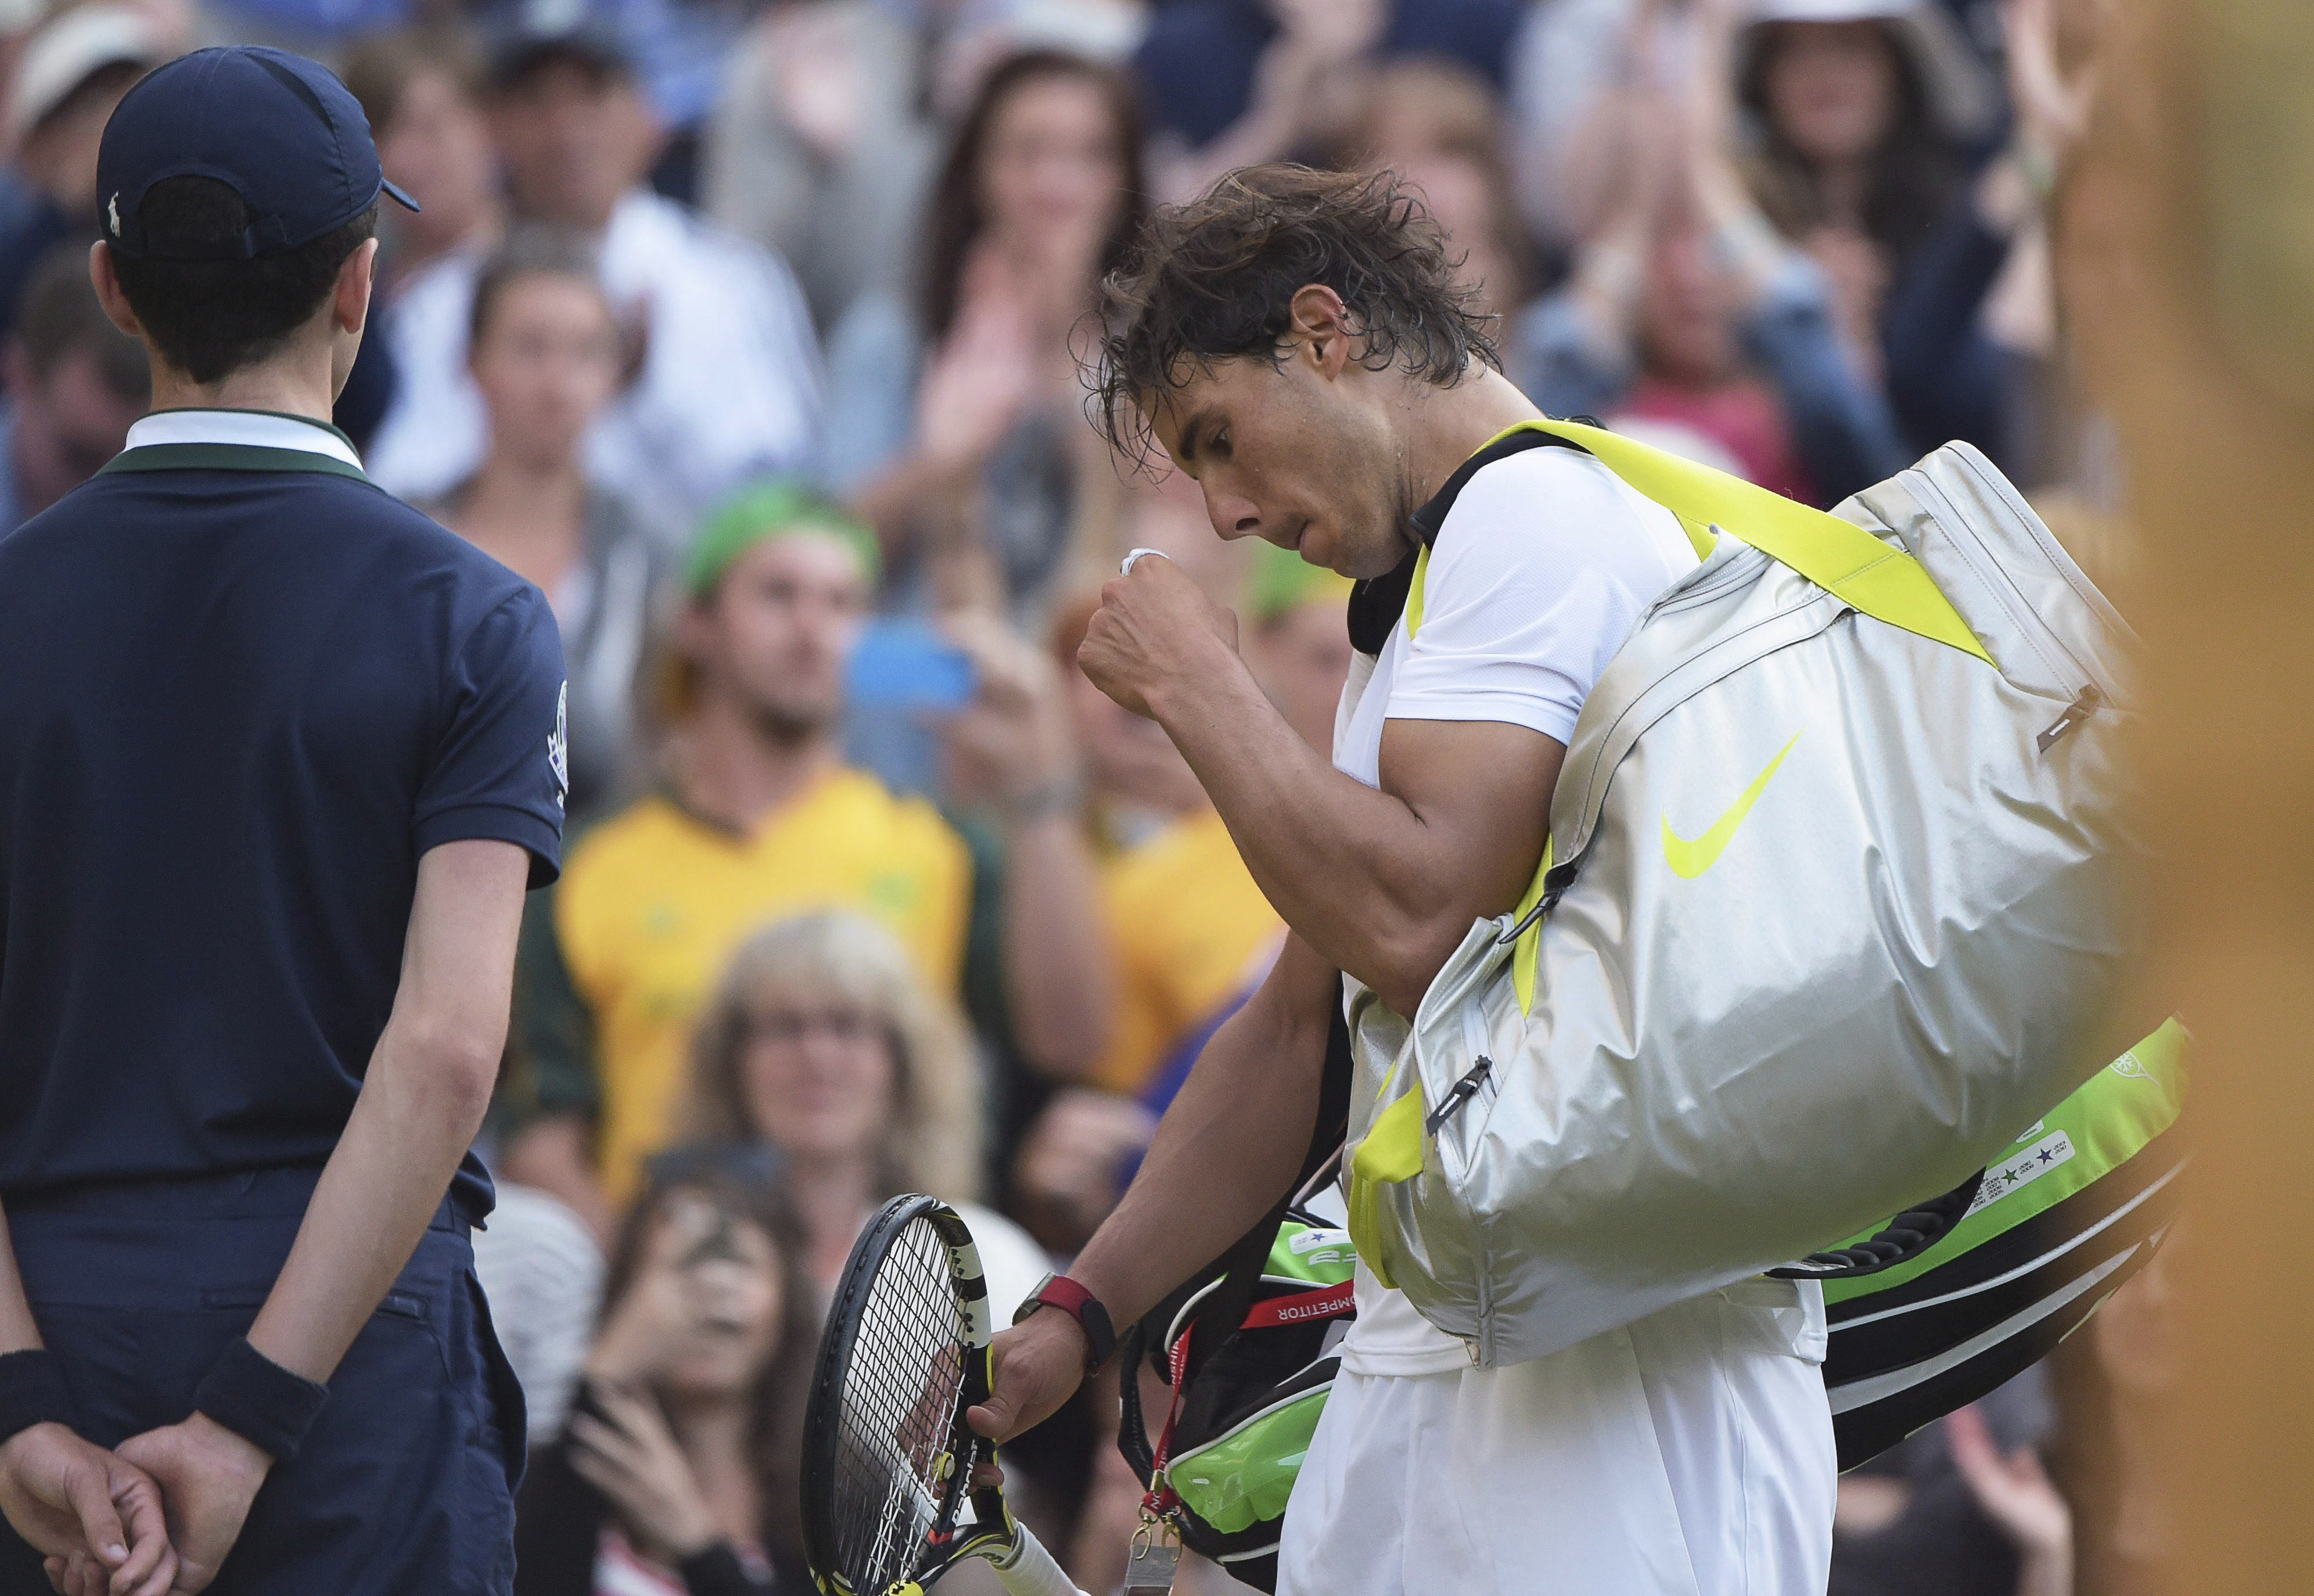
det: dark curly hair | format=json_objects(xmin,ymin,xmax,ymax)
[{"xmin": 1088, "ymin": 163, "xmax": 1498, "ymax": 463}]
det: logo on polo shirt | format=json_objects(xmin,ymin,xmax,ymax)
[{"xmin": 547, "ymin": 681, "xmax": 569, "ymax": 808}]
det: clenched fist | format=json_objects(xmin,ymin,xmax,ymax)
[{"xmin": 1077, "ymin": 553, "xmax": 1242, "ymax": 720}]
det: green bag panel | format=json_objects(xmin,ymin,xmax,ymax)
[
  {"xmin": 1264, "ymin": 1221, "xmax": 1359, "ymax": 1286},
  {"xmin": 1167, "ymin": 1386, "xmax": 1330, "ymax": 1537},
  {"xmin": 1824, "ymin": 1019, "xmax": 2187, "ymax": 1306}
]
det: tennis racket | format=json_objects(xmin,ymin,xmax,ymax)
[{"xmin": 802, "ymin": 1194, "xmax": 1084, "ymax": 1596}]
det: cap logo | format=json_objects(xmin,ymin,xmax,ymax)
[{"xmin": 106, "ymin": 194, "xmax": 120, "ymax": 236}]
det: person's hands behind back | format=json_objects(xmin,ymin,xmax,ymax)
[
  {"xmin": 0, "ymin": 1421, "xmax": 176, "ymax": 1596},
  {"xmin": 111, "ymin": 1414, "xmax": 270, "ymax": 1594}
]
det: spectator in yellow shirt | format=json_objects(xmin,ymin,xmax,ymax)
[{"xmin": 500, "ymin": 483, "xmax": 971, "ymax": 1228}]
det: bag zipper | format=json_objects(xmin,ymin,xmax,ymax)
[
  {"xmin": 1425, "ymin": 1056, "xmax": 1493, "ymax": 1135},
  {"xmin": 1902, "ymin": 466, "xmax": 2100, "ymax": 703},
  {"xmin": 2036, "ymin": 684, "xmax": 2103, "ymax": 753}
]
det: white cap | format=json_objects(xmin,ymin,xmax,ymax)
[
  {"xmin": 1739, "ymin": 0, "xmax": 1999, "ymax": 143},
  {"xmin": 9, "ymin": 5, "xmax": 164, "ymax": 144}
]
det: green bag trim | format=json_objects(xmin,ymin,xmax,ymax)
[
  {"xmin": 1166, "ymin": 1386, "xmax": 1330, "ymax": 1536},
  {"xmin": 1264, "ymin": 1221, "xmax": 1358, "ymax": 1286},
  {"xmin": 1824, "ymin": 1019, "xmax": 2189, "ymax": 1305}
]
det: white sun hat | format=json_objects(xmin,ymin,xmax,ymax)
[
  {"xmin": 1738, "ymin": 0, "xmax": 2000, "ymax": 144},
  {"xmin": 8, "ymin": 5, "xmax": 165, "ymax": 145}
]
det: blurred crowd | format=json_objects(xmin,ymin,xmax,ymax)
[{"xmin": 0, "ymin": 0, "xmax": 2164, "ymax": 1591}]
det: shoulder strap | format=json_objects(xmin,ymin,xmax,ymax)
[
  {"xmin": 1345, "ymin": 426, "xmax": 1593, "ymax": 652},
  {"xmin": 1490, "ymin": 419, "xmax": 1994, "ymax": 666},
  {"xmin": 1351, "ymin": 419, "xmax": 1994, "ymax": 667}
]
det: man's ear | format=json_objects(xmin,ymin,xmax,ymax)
[
  {"xmin": 333, "ymin": 237, "xmax": 379, "ymax": 337},
  {"xmin": 87, "ymin": 242, "xmax": 145, "ymax": 340},
  {"xmin": 1286, "ymin": 284, "xmax": 1355, "ymax": 380}
]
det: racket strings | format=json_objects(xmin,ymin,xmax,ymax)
[{"xmin": 832, "ymin": 1215, "xmax": 973, "ymax": 1590}]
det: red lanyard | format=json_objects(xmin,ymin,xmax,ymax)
[
  {"xmin": 1140, "ymin": 1324, "xmax": 1195, "ymax": 1519},
  {"xmin": 1138, "ymin": 1278, "xmax": 1352, "ymax": 1517}
]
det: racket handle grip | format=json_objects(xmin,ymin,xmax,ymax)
[{"xmin": 989, "ymin": 1524, "xmax": 1086, "ymax": 1596}]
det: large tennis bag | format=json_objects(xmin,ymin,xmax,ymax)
[
  {"xmin": 1346, "ymin": 419, "xmax": 2154, "ymax": 1367},
  {"xmin": 1806, "ymin": 1018, "xmax": 2187, "ymax": 1468}
]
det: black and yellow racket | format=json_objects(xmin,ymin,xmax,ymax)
[{"xmin": 802, "ymin": 1195, "xmax": 1083, "ymax": 1596}]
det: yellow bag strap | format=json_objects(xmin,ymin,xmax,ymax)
[{"xmin": 1487, "ymin": 419, "xmax": 1995, "ymax": 667}]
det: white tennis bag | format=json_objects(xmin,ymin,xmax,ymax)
[{"xmin": 1345, "ymin": 420, "xmax": 2151, "ymax": 1368}]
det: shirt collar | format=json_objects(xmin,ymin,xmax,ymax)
[{"xmin": 122, "ymin": 409, "xmax": 363, "ymax": 469}]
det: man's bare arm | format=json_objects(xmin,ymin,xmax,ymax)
[
  {"xmin": 1081, "ymin": 559, "xmax": 1564, "ymax": 1015},
  {"xmin": 112, "ymin": 839, "xmax": 531, "ymax": 1590},
  {"xmin": 968, "ymin": 930, "xmax": 1335, "ymax": 1441},
  {"xmin": 248, "ymin": 837, "xmax": 530, "ymax": 1382}
]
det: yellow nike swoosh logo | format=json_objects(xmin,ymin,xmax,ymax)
[{"xmin": 1661, "ymin": 729, "xmax": 1803, "ymax": 879}]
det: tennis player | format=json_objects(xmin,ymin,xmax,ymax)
[
  {"xmin": 972, "ymin": 166, "xmax": 1836, "ymax": 1594},
  {"xmin": 0, "ymin": 48, "xmax": 562, "ymax": 1594}
]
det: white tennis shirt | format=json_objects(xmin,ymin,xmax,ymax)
[{"xmin": 1330, "ymin": 442, "xmax": 1699, "ymax": 1376}]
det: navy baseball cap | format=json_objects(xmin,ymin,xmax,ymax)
[{"xmin": 96, "ymin": 46, "xmax": 418, "ymax": 262}]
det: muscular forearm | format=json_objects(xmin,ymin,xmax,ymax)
[
  {"xmin": 1147, "ymin": 652, "xmax": 1471, "ymax": 1008},
  {"xmin": 1068, "ymin": 937, "xmax": 1332, "ymax": 1327},
  {"xmin": 1000, "ymin": 808, "xmax": 1114, "ymax": 1079},
  {"xmin": 247, "ymin": 1014, "xmax": 500, "ymax": 1383}
]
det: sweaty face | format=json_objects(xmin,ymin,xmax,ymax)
[
  {"xmin": 469, "ymin": 271, "xmax": 620, "ymax": 468},
  {"xmin": 1147, "ymin": 354, "xmax": 1413, "ymax": 583},
  {"xmin": 1763, "ymin": 21, "xmax": 1902, "ymax": 167},
  {"xmin": 688, "ymin": 534, "xmax": 868, "ymax": 739}
]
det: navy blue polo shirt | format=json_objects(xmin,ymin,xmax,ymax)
[{"xmin": 0, "ymin": 409, "xmax": 567, "ymax": 1217}]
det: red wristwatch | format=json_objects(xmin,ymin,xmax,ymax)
[{"xmin": 1014, "ymin": 1273, "xmax": 1117, "ymax": 1372}]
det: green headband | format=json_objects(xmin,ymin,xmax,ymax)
[
  {"xmin": 1242, "ymin": 538, "xmax": 1353, "ymax": 623},
  {"xmin": 686, "ymin": 481, "xmax": 881, "ymax": 596}
]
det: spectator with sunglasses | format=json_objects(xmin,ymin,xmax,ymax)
[{"xmin": 680, "ymin": 910, "xmax": 1048, "ymax": 1315}]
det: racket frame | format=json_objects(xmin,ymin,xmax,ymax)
[{"xmin": 803, "ymin": 1194, "xmax": 1018, "ymax": 1596}]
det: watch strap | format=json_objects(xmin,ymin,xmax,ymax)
[{"xmin": 1019, "ymin": 1274, "xmax": 1116, "ymax": 1371}]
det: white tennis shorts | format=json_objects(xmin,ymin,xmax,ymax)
[{"xmin": 1276, "ymin": 1285, "xmax": 1837, "ymax": 1596}]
